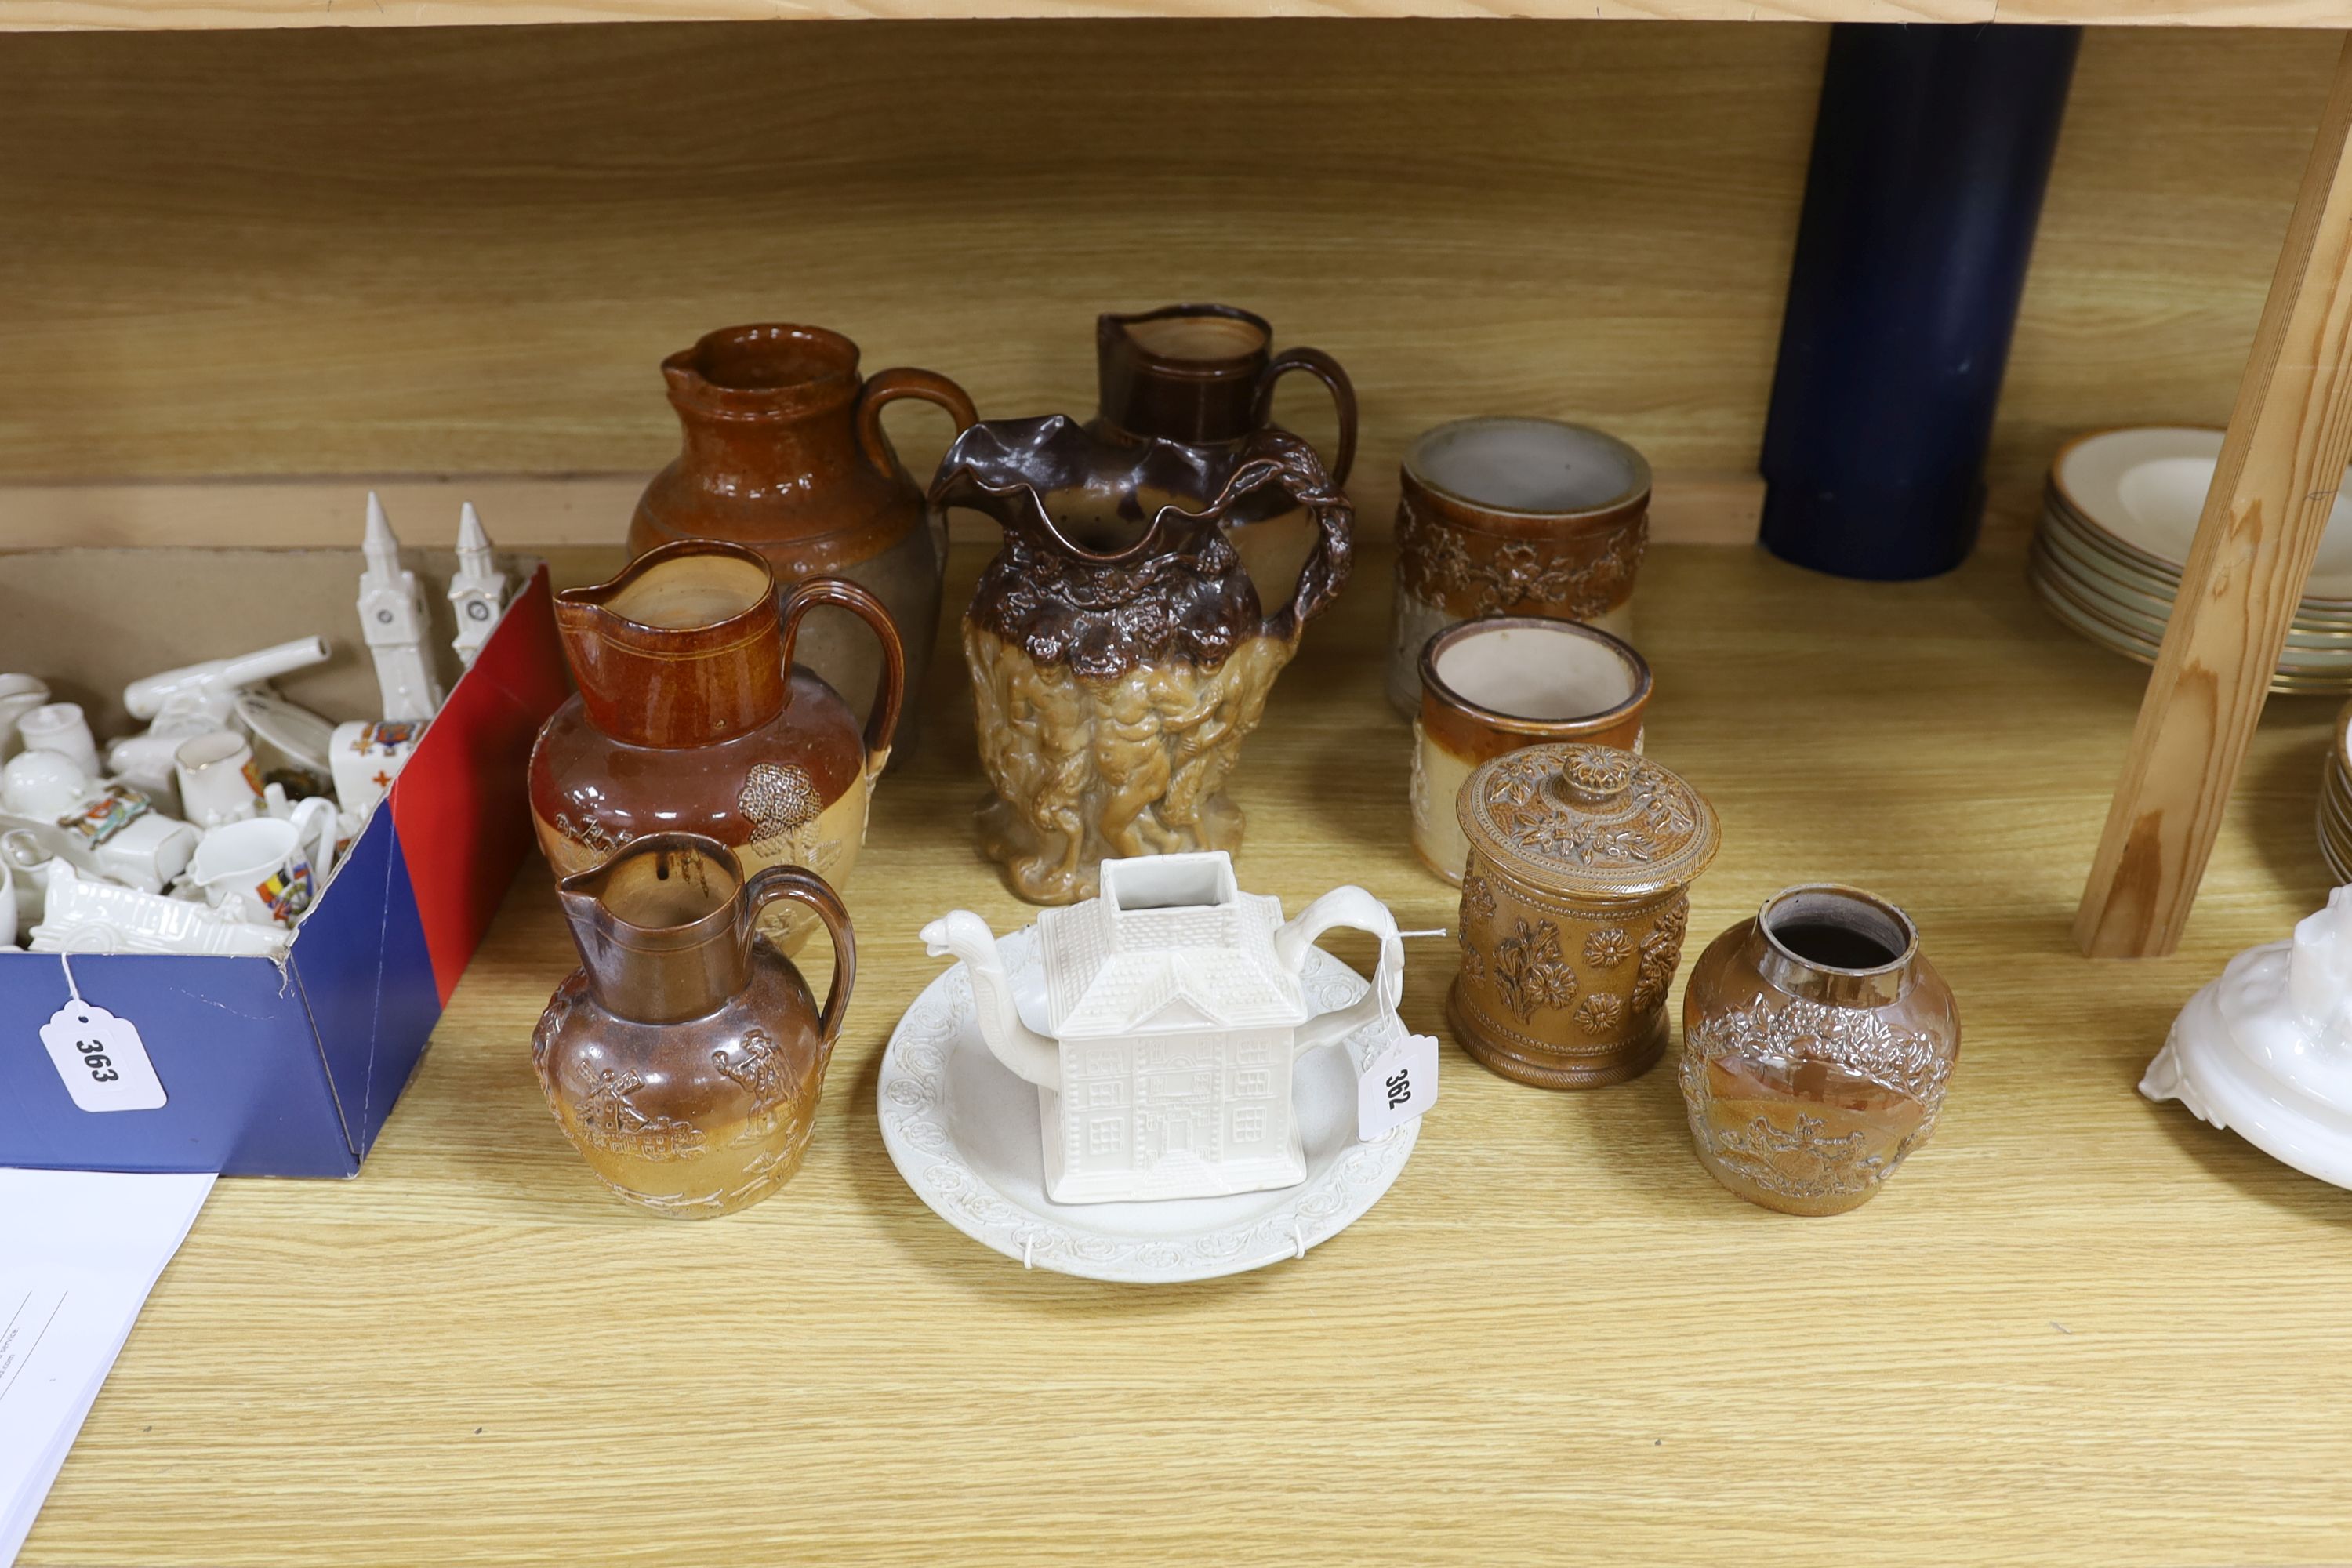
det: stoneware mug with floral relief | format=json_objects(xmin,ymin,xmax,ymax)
[
  {"xmin": 1410, "ymin": 615, "xmax": 1651, "ymax": 885},
  {"xmin": 1385, "ymin": 418, "xmax": 1651, "ymax": 717}
]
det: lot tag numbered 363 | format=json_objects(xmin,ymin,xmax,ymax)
[
  {"xmin": 38, "ymin": 956, "xmax": 167, "ymax": 1112},
  {"xmin": 1358, "ymin": 1032, "xmax": 1439, "ymax": 1142}
]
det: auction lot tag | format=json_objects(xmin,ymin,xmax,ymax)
[
  {"xmin": 1359, "ymin": 1032, "xmax": 1439, "ymax": 1141},
  {"xmin": 39, "ymin": 967, "xmax": 166, "ymax": 1112}
]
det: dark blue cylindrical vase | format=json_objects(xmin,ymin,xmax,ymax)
[{"xmin": 1759, "ymin": 23, "xmax": 2081, "ymax": 581}]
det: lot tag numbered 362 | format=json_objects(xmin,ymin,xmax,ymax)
[
  {"xmin": 38, "ymin": 956, "xmax": 167, "ymax": 1112},
  {"xmin": 1358, "ymin": 1032, "xmax": 1439, "ymax": 1142}
]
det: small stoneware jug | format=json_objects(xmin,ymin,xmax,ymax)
[
  {"xmin": 528, "ymin": 539, "xmax": 903, "ymax": 955},
  {"xmin": 535, "ymin": 833, "xmax": 855, "ymax": 1218},
  {"xmin": 930, "ymin": 416, "xmax": 1351, "ymax": 905},
  {"xmin": 1093, "ymin": 304, "xmax": 1356, "ymax": 609},
  {"xmin": 630, "ymin": 324, "xmax": 974, "ymax": 741},
  {"xmin": 1681, "ymin": 885, "xmax": 1958, "ymax": 1215}
]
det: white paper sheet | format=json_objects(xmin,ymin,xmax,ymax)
[{"xmin": 0, "ymin": 1168, "xmax": 214, "ymax": 1568}]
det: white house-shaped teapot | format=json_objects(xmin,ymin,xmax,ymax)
[{"xmin": 921, "ymin": 851, "xmax": 1403, "ymax": 1205}]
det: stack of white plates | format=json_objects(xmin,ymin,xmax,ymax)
[
  {"xmin": 2031, "ymin": 426, "xmax": 2352, "ymax": 695},
  {"xmin": 2322, "ymin": 701, "xmax": 2352, "ymax": 886}
]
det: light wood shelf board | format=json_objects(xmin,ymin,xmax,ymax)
[
  {"xmin": 20, "ymin": 521, "xmax": 2352, "ymax": 1567},
  {"xmin": 0, "ymin": 470, "xmax": 1765, "ymax": 548}
]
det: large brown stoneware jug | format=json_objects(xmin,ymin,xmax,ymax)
[
  {"xmin": 630, "ymin": 323, "xmax": 973, "ymax": 742},
  {"xmin": 528, "ymin": 539, "xmax": 902, "ymax": 955},
  {"xmin": 931, "ymin": 414, "xmax": 1352, "ymax": 906},
  {"xmin": 1092, "ymin": 304, "xmax": 1356, "ymax": 609},
  {"xmin": 535, "ymin": 833, "xmax": 855, "ymax": 1218}
]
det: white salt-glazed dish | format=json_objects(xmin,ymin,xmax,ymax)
[{"xmin": 877, "ymin": 924, "xmax": 1419, "ymax": 1284}]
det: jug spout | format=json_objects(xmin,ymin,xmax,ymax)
[
  {"xmin": 554, "ymin": 540, "xmax": 787, "ymax": 750},
  {"xmin": 558, "ymin": 834, "xmax": 752, "ymax": 1025},
  {"xmin": 921, "ymin": 911, "xmax": 1061, "ymax": 1089}
]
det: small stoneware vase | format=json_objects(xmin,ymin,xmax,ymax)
[
  {"xmin": 1450, "ymin": 742, "xmax": 1719, "ymax": 1089},
  {"xmin": 1387, "ymin": 418, "xmax": 1653, "ymax": 717},
  {"xmin": 630, "ymin": 324, "xmax": 973, "ymax": 742},
  {"xmin": 528, "ymin": 539, "xmax": 903, "ymax": 955},
  {"xmin": 1679, "ymin": 885, "xmax": 1958, "ymax": 1215},
  {"xmin": 535, "ymin": 833, "xmax": 855, "ymax": 1219},
  {"xmin": 1092, "ymin": 304, "xmax": 1356, "ymax": 612},
  {"xmin": 931, "ymin": 414, "xmax": 1352, "ymax": 906},
  {"xmin": 1411, "ymin": 615, "xmax": 1651, "ymax": 885}
]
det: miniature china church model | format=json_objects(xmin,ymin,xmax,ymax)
[
  {"xmin": 923, "ymin": 851, "xmax": 1403, "ymax": 1205},
  {"xmin": 358, "ymin": 493, "xmax": 444, "ymax": 722}
]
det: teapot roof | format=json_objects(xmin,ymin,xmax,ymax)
[{"xmin": 1040, "ymin": 869, "xmax": 1306, "ymax": 1040}]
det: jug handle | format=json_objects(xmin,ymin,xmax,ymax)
[
  {"xmin": 778, "ymin": 578, "xmax": 907, "ymax": 773},
  {"xmin": 855, "ymin": 368, "xmax": 978, "ymax": 480},
  {"xmin": 1272, "ymin": 886, "xmax": 1403, "ymax": 1056},
  {"xmin": 1250, "ymin": 347, "xmax": 1356, "ymax": 488},
  {"xmin": 740, "ymin": 863, "xmax": 858, "ymax": 1051}
]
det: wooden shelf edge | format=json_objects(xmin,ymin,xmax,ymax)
[
  {"xmin": 13, "ymin": 0, "xmax": 2349, "ymax": 28},
  {"xmin": 0, "ymin": 470, "xmax": 1766, "ymax": 550}
]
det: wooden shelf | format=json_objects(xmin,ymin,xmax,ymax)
[
  {"xmin": 3, "ymin": 0, "xmax": 2345, "ymax": 28},
  {"xmin": 24, "ymin": 525, "xmax": 2352, "ymax": 1567}
]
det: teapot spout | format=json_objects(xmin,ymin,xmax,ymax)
[{"xmin": 921, "ymin": 911, "xmax": 1061, "ymax": 1090}]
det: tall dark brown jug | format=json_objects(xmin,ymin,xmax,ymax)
[{"xmin": 1091, "ymin": 305, "xmax": 1356, "ymax": 611}]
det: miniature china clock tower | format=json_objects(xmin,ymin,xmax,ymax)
[
  {"xmin": 358, "ymin": 492, "xmax": 444, "ymax": 722},
  {"xmin": 447, "ymin": 502, "xmax": 510, "ymax": 669}
]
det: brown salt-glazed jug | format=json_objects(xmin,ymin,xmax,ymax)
[
  {"xmin": 630, "ymin": 323, "xmax": 973, "ymax": 742},
  {"xmin": 1092, "ymin": 304, "xmax": 1356, "ymax": 612},
  {"xmin": 1679, "ymin": 884, "xmax": 1959, "ymax": 1216},
  {"xmin": 535, "ymin": 833, "xmax": 855, "ymax": 1218},
  {"xmin": 528, "ymin": 539, "xmax": 902, "ymax": 955},
  {"xmin": 930, "ymin": 414, "xmax": 1352, "ymax": 906}
]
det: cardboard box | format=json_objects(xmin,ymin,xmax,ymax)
[{"xmin": 0, "ymin": 548, "xmax": 569, "ymax": 1176}]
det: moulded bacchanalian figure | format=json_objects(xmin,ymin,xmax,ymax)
[{"xmin": 931, "ymin": 416, "xmax": 1352, "ymax": 906}]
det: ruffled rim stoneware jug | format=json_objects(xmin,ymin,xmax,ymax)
[
  {"xmin": 535, "ymin": 832, "xmax": 855, "ymax": 1218},
  {"xmin": 930, "ymin": 414, "xmax": 1352, "ymax": 906},
  {"xmin": 630, "ymin": 322, "xmax": 973, "ymax": 743},
  {"xmin": 528, "ymin": 538, "xmax": 903, "ymax": 955}
]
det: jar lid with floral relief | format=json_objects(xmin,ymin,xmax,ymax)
[{"xmin": 1455, "ymin": 742, "xmax": 1720, "ymax": 906}]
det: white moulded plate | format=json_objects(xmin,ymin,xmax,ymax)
[
  {"xmin": 2053, "ymin": 426, "xmax": 2352, "ymax": 601},
  {"xmin": 877, "ymin": 924, "xmax": 1421, "ymax": 1284}
]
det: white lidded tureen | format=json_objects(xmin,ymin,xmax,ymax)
[
  {"xmin": 2143, "ymin": 884, "xmax": 2352, "ymax": 1188},
  {"xmin": 920, "ymin": 851, "xmax": 1402, "ymax": 1206}
]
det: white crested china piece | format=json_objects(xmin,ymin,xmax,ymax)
[
  {"xmin": 27, "ymin": 861, "xmax": 290, "ymax": 958},
  {"xmin": 920, "ymin": 851, "xmax": 1404, "ymax": 1206},
  {"xmin": 2143, "ymin": 884, "xmax": 2352, "ymax": 1189},
  {"xmin": 879, "ymin": 923, "xmax": 1419, "ymax": 1284},
  {"xmin": 234, "ymin": 688, "xmax": 338, "ymax": 775}
]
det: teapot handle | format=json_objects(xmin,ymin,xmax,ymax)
[
  {"xmin": 855, "ymin": 367, "xmax": 978, "ymax": 480},
  {"xmin": 740, "ymin": 862, "xmax": 857, "ymax": 1051},
  {"xmin": 1273, "ymin": 886, "xmax": 1403, "ymax": 1057},
  {"xmin": 1250, "ymin": 347, "xmax": 1356, "ymax": 488},
  {"xmin": 777, "ymin": 577, "xmax": 906, "ymax": 772}
]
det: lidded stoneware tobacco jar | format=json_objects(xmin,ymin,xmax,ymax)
[
  {"xmin": 1092, "ymin": 304, "xmax": 1356, "ymax": 611},
  {"xmin": 528, "ymin": 539, "xmax": 902, "ymax": 954},
  {"xmin": 535, "ymin": 833, "xmax": 855, "ymax": 1218},
  {"xmin": 630, "ymin": 323, "xmax": 973, "ymax": 739},
  {"xmin": 1680, "ymin": 885, "xmax": 1958, "ymax": 1215},
  {"xmin": 931, "ymin": 414, "xmax": 1352, "ymax": 906},
  {"xmin": 1451, "ymin": 743, "xmax": 1719, "ymax": 1089},
  {"xmin": 1387, "ymin": 417, "xmax": 1652, "ymax": 717}
]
